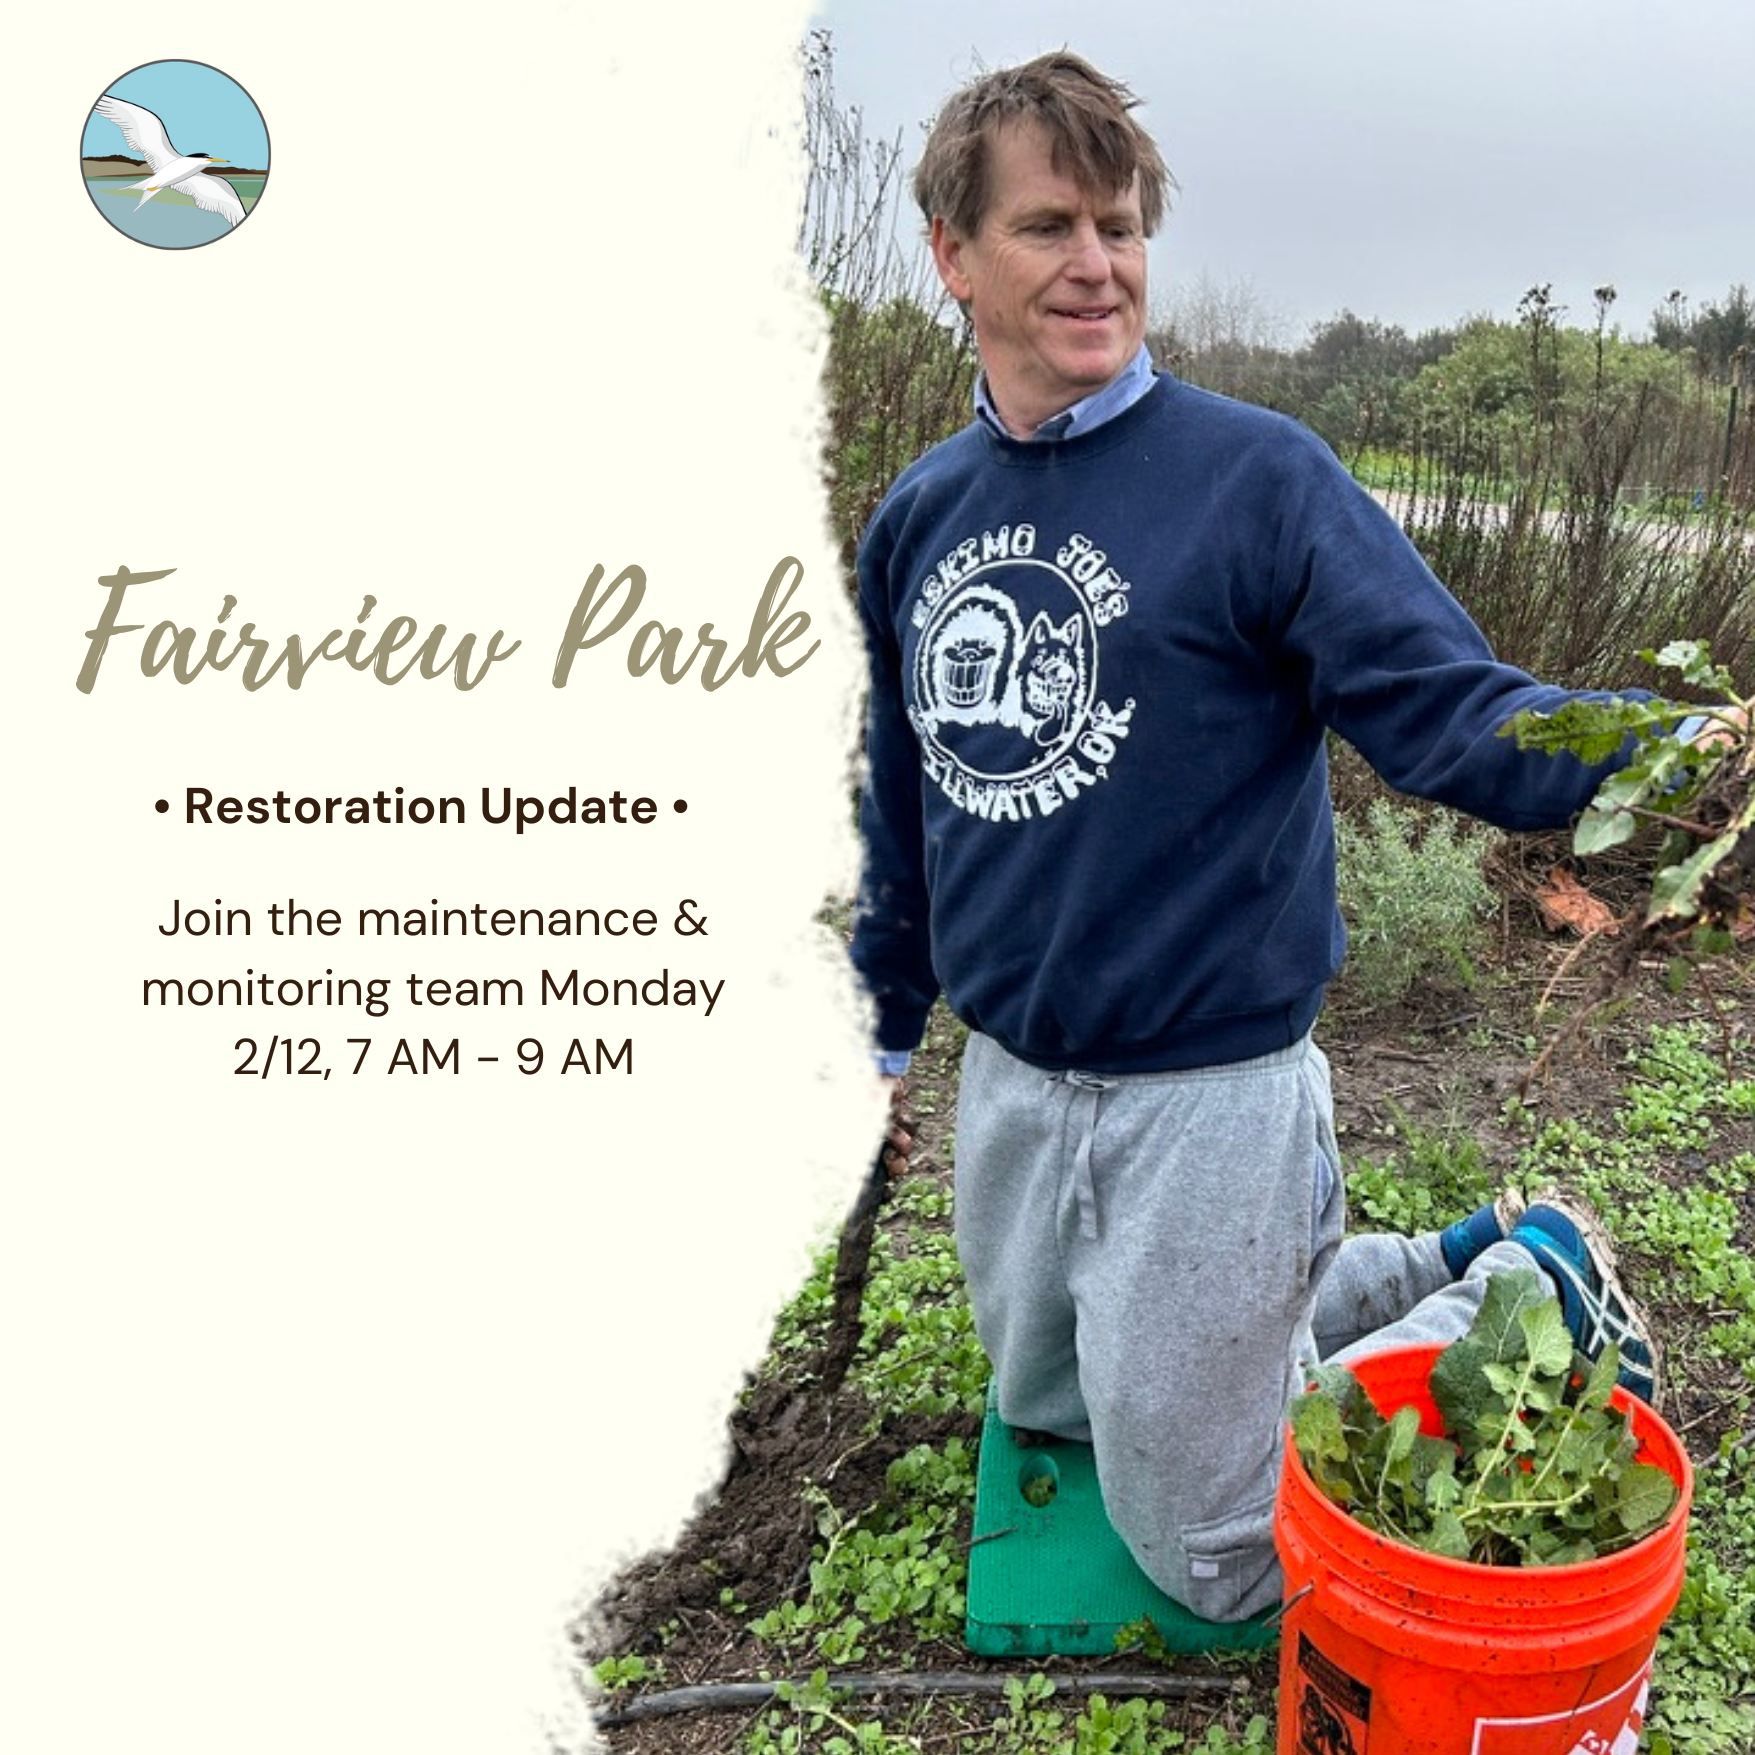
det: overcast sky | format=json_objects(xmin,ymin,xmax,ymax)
[{"xmin": 812, "ymin": 0, "xmax": 1752, "ymax": 342}]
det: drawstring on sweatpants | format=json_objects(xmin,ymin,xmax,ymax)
[{"xmin": 1060, "ymin": 1069, "xmax": 1113, "ymax": 1240}]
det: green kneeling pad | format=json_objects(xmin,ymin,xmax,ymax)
[{"xmin": 966, "ymin": 1387, "xmax": 1277, "ymax": 1657}]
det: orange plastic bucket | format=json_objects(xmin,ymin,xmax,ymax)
[{"xmin": 1275, "ymin": 1343, "xmax": 1691, "ymax": 1755}]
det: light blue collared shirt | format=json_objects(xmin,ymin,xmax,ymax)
[{"xmin": 974, "ymin": 344, "xmax": 1157, "ymax": 442}]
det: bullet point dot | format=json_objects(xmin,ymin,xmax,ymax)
[
  {"xmin": 673, "ymin": 799, "xmax": 689, "ymax": 814},
  {"xmin": 155, "ymin": 798, "xmax": 170, "ymax": 814}
]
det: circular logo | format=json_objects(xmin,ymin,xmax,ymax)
[
  {"xmin": 912, "ymin": 559, "xmax": 1099, "ymax": 781},
  {"xmin": 82, "ymin": 60, "xmax": 269, "ymax": 249}
]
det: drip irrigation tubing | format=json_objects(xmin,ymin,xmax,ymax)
[{"xmin": 593, "ymin": 1667, "xmax": 1245, "ymax": 1728}]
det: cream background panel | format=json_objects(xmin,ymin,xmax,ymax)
[{"xmin": 4, "ymin": 7, "xmax": 880, "ymax": 1754}]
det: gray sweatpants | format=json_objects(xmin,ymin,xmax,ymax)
[{"xmin": 953, "ymin": 1028, "xmax": 1541, "ymax": 1622}]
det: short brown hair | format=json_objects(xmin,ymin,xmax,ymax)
[{"xmin": 913, "ymin": 51, "xmax": 1173, "ymax": 239}]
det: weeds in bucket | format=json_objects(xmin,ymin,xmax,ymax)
[{"xmin": 1293, "ymin": 1272, "xmax": 1677, "ymax": 1565}]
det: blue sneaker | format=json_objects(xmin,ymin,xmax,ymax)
[{"xmin": 1510, "ymin": 1195, "xmax": 1660, "ymax": 1403}]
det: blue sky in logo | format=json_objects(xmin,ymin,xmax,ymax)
[{"xmin": 82, "ymin": 60, "xmax": 269, "ymax": 171}]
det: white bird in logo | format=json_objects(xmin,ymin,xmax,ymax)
[{"xmin": 94, "ymin": 93, "xmax": 246, "ymax": 228}]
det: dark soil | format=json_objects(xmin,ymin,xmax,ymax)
[
  {"xmin": 590, "ymin": 1378, "xmax": 978, "ymax": 1658},
  {"xmin": 578, "ymin": 843, "xmax": 1753, "ymax": 1753}
]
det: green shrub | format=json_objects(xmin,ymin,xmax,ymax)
[{"xmin": 1336, "ymin": 798, "xmax": 1497, "ymax": 1004}]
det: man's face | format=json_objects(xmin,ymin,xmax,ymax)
[{"xmin": 932, "ymin": 122, "xmax": 1148, "ymax": 435}]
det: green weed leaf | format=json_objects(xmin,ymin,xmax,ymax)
[
  {"xmin": 1642, "ymin": 640, "xmax": 1736, "ymax": 694},
  {"xmin": 1617, "ymin": 1463, "xmax": 1678, "ymax": 1537},
  {"xmin": 1290, "ymin": 1388, "xmax": 1348, "ymax": 1464},
  {"xmin": 1423, "ymin": 1511, "xmax": 1471, "ymax": 1558},
  {"xmin": 1384, "ymin": 1404, "xmax": 1420, "ymax": 1466},
  {"xmin": 1519, "ymin": 1300, "xmax": 1575, "ymax": 1376}
]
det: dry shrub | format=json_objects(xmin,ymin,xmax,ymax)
[{"xmin": 801, "ymin": 33, "xmax": 977, "ymax": 575}]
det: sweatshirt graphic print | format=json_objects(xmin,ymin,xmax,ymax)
[{"xmin": 910, "ymin": 522, "xmax": 1134, "ymax": 823}]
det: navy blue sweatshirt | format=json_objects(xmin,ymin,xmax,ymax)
[{"xmin": 851, "ymin": 374, "xmax": 1632, "ymax": 1074}]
